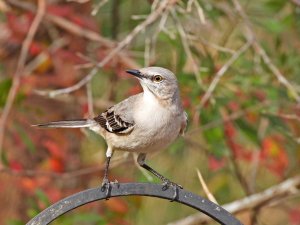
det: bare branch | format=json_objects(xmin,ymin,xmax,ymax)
[
  {"xmin": 196, "ymin": 169, "xmax": 218, "ymax": 204},
  {"xmin": 231, "ymin": 0, "xmax": 300, "ymax": 103},
  {"xmin": 86, "ymin": 82, "xmax": 94, "ymax": 117},
  {"xmin": 187, "ymin": 0, "xmax": 206, "ymax": 24},
  {"xmin": 193, "ymin": 40, "xmax": 252, "ymax": 123},
  {"xmin": 188, "ymin": 35, "xmax": 236, "ymax": 54},
  {"xmin": 221, "ymin": 108, "xmax": 252, "ymax": 195},
  {"xmin": 37, "ymin": 0, "xmax": 179, "ymax": 97},
  {"xmin": 0, "ymin": 0, "xmax": 46, "ymax": 166},
  {"xmin": 0, "ymin": 0, "xmax": 10, "ymax": 12},
  {"xmin": 7, "ymin": 0, "xmax": 140, "ymax": 71},
  {"xmin": 91, "ymin": 0, "xmax": 109, "ymax": 16},
  {"xmin": 292, "ymin": 0, "xmax": 300, "ymax": 6},
  {"xmin": 144, "ymin": 38, "xmax": 151, "ymax": 67},
  {"xmin": 188, "ymin": 100, "xmax": 271, "ymax": 135},
  {"xmin": 171, "ymin": 8, "xmax": 202, "ymax": 85},
  {"xmin": 0, "ymin": 154, "xmax": 132, "ymax": 179},
  {"xmin": 169, "ymin": 176, "xmax": 300, "ymax": 225},
  {"xmin": 66, "ymin": 0, "xmax": 90, "ymax": 3}
]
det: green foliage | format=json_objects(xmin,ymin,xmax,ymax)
[
  {"xmin": 35, "ymin": 189, "xmax": 51, "ymax": 207},
  {"xmin": 6, "ymin": 219, "xmax": 24, "ymax": 225},
  {"xmin": 0, "ymin": 78, "xmax": 12, "ymax": 108},
  {"xmin": 1, "ymin": 0, "xmax": 300, "ymax": 224},
  {"xmin": 15, "ymin": 125, "xmax": 36, "ymax": 153},
  {"xmin": 54, "ymin": 212, "xmax": 106, "ymax": 225}
]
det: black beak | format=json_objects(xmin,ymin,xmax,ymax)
[{"xmin": 126, "ymin": 69, "xmax": 143, "ymax": 79}]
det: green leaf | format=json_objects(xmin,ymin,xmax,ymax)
[
  {"xmin": 35, "ymin": 189, "xmax": 50, "ymax": 207},
  {"xmin": 235, "ymin": 119, "xmax": 259, "ymax": 145},
  {"xmin": 263, "ymin": 113, "xmax": 288, "ymax": 132},
  {"xmin": 0, "ymin": 78, "xmax": 12, "ymax": 108},
  {"xmin": 168, "ymin": 138, "xmax": 185, "ymax": 155},
  {"xmin": 264, "ymin": 0, "xmax": 287, "ymax": 13},
  {"xmin": 54, "ymin": 212, "xmax": 106, "ymax": 225},
  {"xmin": 1, "ymin": 149, "xmax": 9, "ymax": 166},
  {"xmin": 27, "ymin": 208, "xmax": 39, "ymax": 219},
  {"xmin": 261, "ymin": 19, "xmax": 285, "ymax": 34},
  {"xmin": 6, "ymin": 219, "xmax": 24, "ymax": 225},
  {"xmin": 15, "ymin": 125, "xmax": 36, "ymax": 153}
]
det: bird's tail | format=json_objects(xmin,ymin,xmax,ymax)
[{"xmin": 32, "ymin": 119, "xmax": 94, "ymax": 128}]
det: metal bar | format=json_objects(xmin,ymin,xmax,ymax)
[{"xmin": 26, "ymin": 182, "xmax": 243, "ymax": 225}]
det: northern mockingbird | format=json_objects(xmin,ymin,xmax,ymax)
[{"xmin": 34, "ymin": 67, "xmax": 188, "ymax": 198}]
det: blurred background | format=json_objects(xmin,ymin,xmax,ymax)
[{"xmin": 0, "ymin": 0, "xmax": 300, "ymax": 224}]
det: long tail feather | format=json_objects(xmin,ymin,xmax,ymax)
[{"xmin": 32, "ymin": 119, "xmax": 92, "ymax": 128}]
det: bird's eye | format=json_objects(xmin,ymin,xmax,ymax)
[{"xmin": 153, "ymin": 75, "xmax": 163, "ymax": 82}]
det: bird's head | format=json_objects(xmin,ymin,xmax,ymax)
[{"xmin": 126, "ymin": 67, "xmax": 179, "ymax": 100}]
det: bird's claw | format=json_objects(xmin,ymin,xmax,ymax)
[
  {"xmin": 101, "ymin": 179, "xmax": 119, "ymax": 200},
  {"xmin": 101, "ymin": 178, "xmax": 111, "ymax": 200},
  {"xmin": 162, "ymin": 180, "xmax": 183, "ymax": 201}
]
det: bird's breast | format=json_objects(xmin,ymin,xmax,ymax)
[
  {"xmin": 131, "ymin": 102, "xmax": 181, "ymax": 152},
  {"xmin": 107, "ymin": 95, "xmax": 182, "ymax": 153}
]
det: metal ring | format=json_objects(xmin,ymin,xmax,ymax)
[{"xmin": 26, "ymin": 182, "xmax": 243, "ymax": 225}]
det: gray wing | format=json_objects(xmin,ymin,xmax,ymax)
[{"xmin": 94, "ymin": 94, "xmax": 141, "ymax": 134}]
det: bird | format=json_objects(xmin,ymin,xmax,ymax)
[{"xmin": 34, "ymin": 67, "xmax": 188, "ymax": 199}]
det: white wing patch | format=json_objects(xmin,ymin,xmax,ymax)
[{"xmin": 94, "ymin": 109, "xmax": 134, "ymax": 134}]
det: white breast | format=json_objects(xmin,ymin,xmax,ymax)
[
  {"xmin": 135, "ymin": 91, "xmax": 169, "ymax": 127},
  {"xmin": 130, "ymin": 90, "xmax": 181, "ymax": 153},
  {"xmin": 104, "ymin": 89, "xmax": 182, "ymax": 153}
]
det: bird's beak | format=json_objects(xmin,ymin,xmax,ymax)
[{"xmin": 126, "ymin": 69, "xmax": 143, "ymax": 79}]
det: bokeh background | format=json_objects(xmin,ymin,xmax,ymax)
[{"xmin": 0, "ymin": 0, "xmax": 300, "ymax": 224}]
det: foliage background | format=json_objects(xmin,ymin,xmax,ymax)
[{"xmin": 0, "ymin": 0, "xmax": 300, "ymax": 224}]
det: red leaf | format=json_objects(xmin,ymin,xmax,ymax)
[
  {"xmin": 47, "ymin": 5, "xmax": 73, "ymax": 17},
  {"xmin": 29, "ymin": 42, "xmax": 43, "ymax": 56},
  {"xmin": 224, "ymin": 121, "xmax": 236, "ymax": 139},
  {"xmin": 208, "ymin": 156, "xmax": 225, "ymax": 171},
  {"xmin": 9, "ymin": 160, "xmax": 23, "ymax": 171},
  {"xmin": 45, "ymin": 187, "xmax": 62, "ymax": 203},
  {"xmin": 6, "ymin": 12, "xmax": 33, "ymax": 38},
  {"xmin": 49, "ymin": 157, "xmax": 64, "ymax": 173},
  {"xmin": 105, "ymin": 198, "xmax": 128, "ymax": 214},
  {"xmin": 81, "ymin": 102, "xmax": 89, "ymax": 115},
  {"xmin": 53, "ymin": 49, "xmax": 84, "ymax": 64},
  {"xmin": 224, "ymin": 121, "xmax": 253, "ymax": 161},
  {"xmin": 253, "ymin": 90, "xmax": 266, "ymax": 102},
  {"xmin": 182, "ymin": 97, "xmax": 191, "ymax": 108},
  {"xmin": 43, "ymin": 140, "xmax": 65, "ymax": 159},
  {"xmin": 260, "ymin": 136, "xmax": 289, "ymax": 177},
  {"xmin": 21, "ymin": 177, "xmax": 38, "ymax": 194},
  {"xmin": 127, "ymin": 84, "xmax": 142, "ymax": 96},
  {"xmin": 227, "ymin": 101, "xmax": 240, "ymax": 112},
  {"xmin": 289, "ymin": 207, "xmax": 300, "ymax": 225}
]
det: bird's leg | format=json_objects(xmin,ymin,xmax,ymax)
[
  {"xmin": 137, "ymin": 153, "xmax": 182, "ymax": 201},
  {"xmin": 101, "ymin": 148, "xmax": 114, "ymax": 199},
  {"xmin": 101, "ymin": 156, "xmax": 111, "ymax": 187}
]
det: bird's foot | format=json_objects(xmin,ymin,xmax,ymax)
[
  {"xmin": 101, "ymin": 179, "xmax": 119, "ymax": 200},
  {"xmin": 101, "ymin": 178, "xmax": 112, "ymax": 200},
  {"xmin": 162, "ymin": 180, "xmax": 183, "ymax": 201}
]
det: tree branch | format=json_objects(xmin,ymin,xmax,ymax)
[
  {"xmin": 36, "ymin": 0, "xmax": 179, "ymax": 97},
  {"xmin": 169, "ymin": 176, "xmax": 300, "ymax": 225},
  {"xmin": 0, "ymin": 0, "xmax": 46, "ymax": 166},
  {"xmin": 193, "ymin": 40, "xmax": 252, "ymax": 124},
  {"xmin": 231, "ymin": 0, "xmax": 300, "ymax": 103}
]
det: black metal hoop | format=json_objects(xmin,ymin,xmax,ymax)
[{"xmin": 26, "ymin": 183, "xmax": 243, "ymax": 225}]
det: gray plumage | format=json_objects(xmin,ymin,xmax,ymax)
[
  {"xmin": 33, "ymin": 119, "xmax": 92, "ymax": 128},
  {"xmin": 34, "ymin": 67, "xmax": 187, "ymax": 158}
]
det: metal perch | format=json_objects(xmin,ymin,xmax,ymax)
[{"xmin": 26, "ymin": 182, "xmax": 243, "ymax": 225}]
